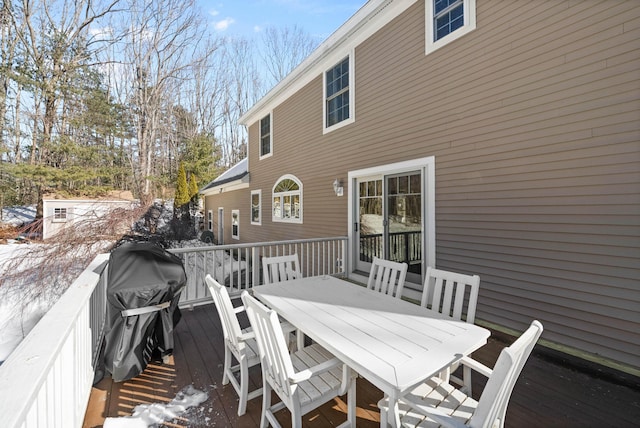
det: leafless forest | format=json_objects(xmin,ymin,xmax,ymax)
[{"xmin": 0, "ymin": 0, "xmax": 318, "ymax": 210}]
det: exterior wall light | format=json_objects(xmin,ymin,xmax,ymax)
[{"xmin": 333, "ymin": 179, "xmax": 344, "ymax": 197}]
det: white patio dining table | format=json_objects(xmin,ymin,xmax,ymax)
[{"xmin": 253, "ymin": 275, "xmax": 491, "ymax": 427}]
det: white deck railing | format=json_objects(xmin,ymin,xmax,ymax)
[
  {"xmin": 172, "ymin": 236, "xmax": 348, "ymax": 306},
  {"xmin": 0, "ymin": 237, "xmax": 347, "ymax": 428}
]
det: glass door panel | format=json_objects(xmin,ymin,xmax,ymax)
[
  {"xmin": 386, "ymin": 172, "xmax": 422, "ymax": 278},
  {"xmin": 355, "ymin": 172, "xmax": 422, "ymax": 280},
  {"xmin": 356, "ymin": 178, "xmax": 383, "ymax": 271}
]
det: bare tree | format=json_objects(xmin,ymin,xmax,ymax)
[
  {"xmin": 260, "ymin": 25, "xmax": 319, "ymax": 88},
  {"xmin": 112, "ymin": 0, "xmax": 216, "ymax": 203},
  {"xmin": 11, "ymin": 0, "xmax": 122, "ymax": 165}
]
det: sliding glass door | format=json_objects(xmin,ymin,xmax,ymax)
[{"xmin": 355, "ymin": 171, "xmax": 423, "ymax": 281}]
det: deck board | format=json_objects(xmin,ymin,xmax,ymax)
[{"xmin": 83, "ymin": 304, "xmax": 640, "ymax": 428}]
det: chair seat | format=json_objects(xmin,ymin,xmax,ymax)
[
  {"xmin": 396, "ymin": 376, "xmax": 478, "ymax": 427},
  {"xmin": 289, "ymin": 343, "xmax": 344, "ymax": 408}
]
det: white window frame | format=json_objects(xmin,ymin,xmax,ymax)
[
  {"xmin": 231, "ymin": 209, "xmax": 240, "ymax": 240},
  {"xmin": 207, "ymin": 210, "xmax": 213, "ymax": 231},
  {"xmin": 259, "ymin": 113, "xmax": 273, "ymax": 160},
  {"xmin": 425, "ymin": 0, "xmax": 476, "ymax": 55},
  {"xmin": 251, "ymin": 189, "xmax": 262, "ymax": 225},
  {"xmin": 53, "ymin": 207, "xmax": 68, "ymax": 222},
  {"xmin": 272, "ymin": 174, "xmax": 303, "ymax": 224},
  {"xmin": 323, "ymin": 51, "xmax": 355, "ymax": 134}
]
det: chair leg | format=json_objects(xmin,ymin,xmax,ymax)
[
  {"xmin": 260, "ymin": 382, "xmax": 272, "ymax": 428},
  {"xmin": 291, "ymin": 409, "xmax": 303, "ymax": 428},
  {"xmin": 237, "ymin": 356, "xmax": 248, "ymax": 416},
  {"xmin": 222, "ymin": 346, "xmax": 231, "ymax": 385}
]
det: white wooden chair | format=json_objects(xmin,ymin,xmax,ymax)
[
  {"xmin": 241, "ymin": 291, "xmax": 356, "ymax": 428},
  {"xmin": 378, "ymin": 320, "xmax": 543, "ymax": 428},
  {"xmin": 262, "ymin": 253, "xmax": 306, "ymax": 349},
  {"xmin": 262, "ymin": 254, "xmax": 302, "ymax": 285},
  {"xmin": 367, "ymin": 257, "xmax": 408, "ymax": 299},
  {"xmin": 205, "ymin": 274, "xmax": 295, "ymax": 416},
  {"xmin": 422, "ymin": 266, "xmax": 481, "ymax": 394}
]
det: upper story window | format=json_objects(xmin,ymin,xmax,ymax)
[
  {"xmin": 251, "ymin": 190, "xmax": 261, "ymax": 225},
  {"xmin": 53, "ymin": 207, "xmax": 68, "ymax": 222},
  {"xmin": 426, "ymin": 0, "xmax": 476, "ymax": 54},
  {"xmin": 272, "ymin": 175, "xmax": 302, "ymax": 223},
  {"xmin": 324, "ymin": 54, "xmax": 354, "ymax": 133},
  {"xmin": 260, "ymin": 114, "xmax": 272, "ymax": 158}
]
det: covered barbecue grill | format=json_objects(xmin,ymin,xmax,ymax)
[{"xmin": 102, "ymin": 241, "xmax": 186, "ymax": 382}]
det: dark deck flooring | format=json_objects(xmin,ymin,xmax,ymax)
[{"xmin": 84, "ymin": 303, "xmax": 640, "ymax": 427}]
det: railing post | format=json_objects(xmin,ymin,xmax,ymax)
[{"xmin": 252, "ymin": 246, "xmax": 260, "ymax": 287}]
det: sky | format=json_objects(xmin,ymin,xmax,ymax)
[{"xmin": 198, "ymin": 0, "xmax": 367, "ymax": 43}]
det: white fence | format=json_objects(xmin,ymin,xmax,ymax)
[{"xmin": 0, "ymin": 237, "xmax": 347, "ymax": 428}]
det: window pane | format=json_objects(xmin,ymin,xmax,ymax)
[
  {"xmin": 283, "ymin": 195, "xmax": 291, "ymax": 218},
  {"xmin": 260, "ymin": 115, "xmax": 271, "ymax": 156},
  {"xmin": 292, "ymin": 194, "xmax": 300, "ymax": 218},
  {"xmin": 410, "ymin": 174, "xmax": 421, "ymax": 193},
  {"xmin": 435, "ymin": 1, "xmax": 464, "ymax": 40},
  {"xmin": 273, "ymin": 197, "xmax": 281, "ymax": 218}
]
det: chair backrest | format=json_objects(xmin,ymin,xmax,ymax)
[
  {"xmin": 421, "ymin": 266, "xmax": 480, "ymax": 323},
  {"xmin": 262, "ymin": 254, "xmax": 302, "ymax": 285},
  {"xmin": 367, "ymin": 257, "xmax": 408, "ymax": 298},
  {"xmin": 241, "ymin": 291, "xmax": 297, "ymax": 409},
  {"xmin": 470, "ymin": 320, "xmax": 543, "ymax": 428},
  {"xmin": 205, "ymin": 274, "xmax": 245, "ymax": 352}
]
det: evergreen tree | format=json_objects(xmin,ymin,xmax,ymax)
[
  {"xmin": 188, "ymin": 173, "xmax": 198, "ymax": 201},
  {"xmin": 174, "ymin": 162, "xmax": 190, "ymax": 214}
]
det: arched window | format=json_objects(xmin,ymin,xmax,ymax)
[{"xmin": 272, "ymin": 175, "xmax": 302, "ymax": 223}]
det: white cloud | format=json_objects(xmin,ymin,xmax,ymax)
[
  {"xmin": 90, "ymin": 26, "xmax": 113, "ymax": 37},
  {"xmin": 253, "ymin": 25, "xmax": 263, "ymax": 33},
  {"xmin": 213, "ymin": 17, "xmax": 235, "ymax": 31},
  {"xmin": 209, "ymin": 9, "xmax": 220, "ymax": 17}
]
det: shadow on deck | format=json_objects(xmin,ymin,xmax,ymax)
[{"xmin": 83, "ymin": 304, "xmax": 640, "ymax": 427}]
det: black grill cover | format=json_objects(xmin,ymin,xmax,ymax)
[{"xmin": 103, "ymin": 241, "xmax": 185, "ymax": 382}]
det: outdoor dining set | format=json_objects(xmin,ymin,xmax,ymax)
[{"xmin": 205, "ymin": 254, "xmax": 543, "ymax": 428}]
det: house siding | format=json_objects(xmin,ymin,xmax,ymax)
[{"xmin": 206, "ymin": 0, "xmax": 640, "ymax": 369}]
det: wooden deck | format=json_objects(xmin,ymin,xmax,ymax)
[{"xmin": 84, "ymin": 303, "xmax": 640, "ymax": 427}]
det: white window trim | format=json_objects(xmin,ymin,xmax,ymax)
[
  {"xmin": 53, "ymin": 207, "xmax": 68, "ymax": 223},
  {"xmin": 259, "ymin": 113, "xmax": 273, "ymax": 160},
  {"xmin": 425, "ymin": 0, "xmax": 476, "ymax": 55},
  {"xmin": 207, "ymin": 209, "xmax": 213, "ymax": 231},
  {"xmin": 251, "ymin": 189, "xmax": 262, "ymax": 225},
  {"xmin": 231, "ymin": 209, "xmax": 240, "ymax": 240},
  {"xmin": 323, "ymin": 50, "xmax": 355, "ymax": 134},
  {"xmin": 272, "ymin": 174, "xmax": 303, "ymax": 224},
  {"xmin": 347, "ymin": 156, "xmax": 436, "ymax": 282}
]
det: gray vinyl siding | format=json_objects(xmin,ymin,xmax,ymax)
[{"xmin": 214, "ymin": 0, "xmax": 640, "ymax": 369}]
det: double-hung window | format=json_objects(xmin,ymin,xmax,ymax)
[
  {"xmin": 260, "ymin": 114, "xmax": 272, "ymax": 158},
  {"xmin": 272, "ymin": 175, "xmax": 302, "ymax": 223},
  {"xmin": 324, "ymin": 54, "xmax": 354, "ymax": 132},
  {"xmin": 251, "ymin": 190, "xmax": 261, "ymax": 225},
  {"xmin": 426, "ymin": 0, "xmax": 476, "ymax": 54}
]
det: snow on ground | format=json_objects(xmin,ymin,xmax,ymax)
[
  {"xmin": 0, "ymin": 205, "xmax": 36, "ymax": 228},
  {"xmin": 103, "ymin": 385, "xmax": 209, "ymax": 428},
  {"xmin": 0, "ymin": 202, "xmax": 227, "ymax": 425}
]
